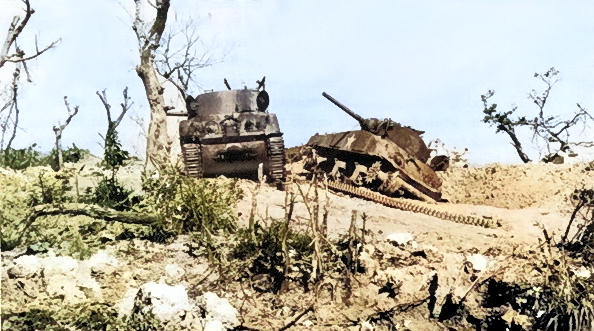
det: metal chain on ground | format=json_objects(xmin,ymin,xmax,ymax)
[{"xmin": 326, "ymin": 180, "xmax": 502, "ymax": 229}]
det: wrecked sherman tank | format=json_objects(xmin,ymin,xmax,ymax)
[
  {"xmin": 172, "ymin": 78, "xmax": 286, "ymax": 183},
  {"xmin": 304, "ymin": 92, "xmax": 448, "ymax": 202}
]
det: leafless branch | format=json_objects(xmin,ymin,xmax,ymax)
[
  {"xmin": 96, "ymin": 87, "xmax": 133, "ymax": 134},
  {"xmin": 527, "ymin": 68, "xmax": 594, "ymax": 159},
  {"xmin": 52, "ymin": 96, "xmax": 79, "ymax": 170},
  {"xmin": 0, "ymin": 0, "xmax": 60, "ymax": 69},
  {"xmin": 155, "ymin": 19, "xmax": 217, "ymax": 98},
  {"xmin": 1, "ymin": 66, "xmax": 22, "ymax": 151}
]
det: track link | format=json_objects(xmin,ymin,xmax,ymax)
[
  {"xmin": 326, "ymin": 180, "xmax": 502, "ymax": 229},
  {"xmin": 181, "ymin": 143, "xmax": 203, "ymax": 178},
  {"xmin": 267, "ymin": 136, "xmax": 286, "ymax": 182}
]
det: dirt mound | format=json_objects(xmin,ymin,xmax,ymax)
[{"xmin": 439, "ymin": 162, "xmax": 592, "ymax": 213}]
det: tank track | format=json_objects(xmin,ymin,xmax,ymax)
[
  {"xmin": 267, "ymin": 136, "xmax": 286, "ymax": 182},
  {"xmin": 181, "ymin": 143, "xmax": 203, "ymax": 178},
  {"xmin": 326, "ymin": 180, "xmax": 502, "ymax": 229}
]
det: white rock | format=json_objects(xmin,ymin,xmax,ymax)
[
  {"xmin": 42, "ymin": 256, "xmax": 79, "ymax": 277},
  {"xmin": 572, "ymin": 265, "xmax": 592, "ymax": 279},
  {"xmin": 302, "ymin": 320, "xmax": 314, "ymax": 327},
  {"xmin": 466, "ymin": 254, "xmax": 489, "ymax": 272},
  {"xmin": 200, "ymin": 292, "xmax": 240, "ymax": 328},
  {"xmin": 117, "ymin": 288, "xmax": 140, "ymax": 317},
  {"xmin": 136, "ymin": 282, "xmax": 194, "ymax": 321},
  {"xmin": 204, "ymin": 319, "xmax": 225, "ymax": 331},
  {"xmin": 46, "ymin": 274, "xmax": 86, "ymax": 303},
  {"xmin": 76, "ymin": 261, "xmax": 103, "ymax": 301},
  {"xmin": 88, "ymin": 250, "xmax": 119, "ymax": 273},
  {"xmin": 9, "ymin": 255, "xmax": 43, "ymax": 278},
  {"xmin": 164, "ymin": 263, "xmax": 186, "ymax": 282},
  {"xmin": 386, "ymin": 232, "xmax": 414, "ymax": 246},
  {"xmin": 360, "ymin": 320, "xmax": 374, "ymax": 331}
]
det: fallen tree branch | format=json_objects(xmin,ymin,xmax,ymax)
[
  {"xmin": 17, "ymin": 203, "xmax": 161, "ymax": 244},
  {"xmin": 27, "ymin": 203, "xmax": 160, "ymax": 225}
]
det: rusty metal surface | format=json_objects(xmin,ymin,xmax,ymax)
[
  {"xmin": 176, "ymin": 82, "xmax": 285, "ymax": 182},
  {"xmin": 305, "ymin": 92, "xmax": 448, "ymax": 202}
]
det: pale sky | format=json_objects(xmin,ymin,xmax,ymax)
[{"xmin": 1, "ymin": 0, "xmax": 593, "ymax": 165}]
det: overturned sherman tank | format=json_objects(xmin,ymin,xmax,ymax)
[
  {"xmin": 173, "ymin": 78, "xmax": 285, "ymax": 183},
  {"xmin": 305, "ymin": 92, "xmax": 448, "ymax": 202}
]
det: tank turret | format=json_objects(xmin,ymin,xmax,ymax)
[{"xmin": 322, "ymin": 92, "xmax": 431, "ymax": 163}]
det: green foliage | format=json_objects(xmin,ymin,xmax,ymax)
[
  {"xmin": 46, "ymin": 143, "xmax": 89, "ymax": 171},
  {"xmin": 2, "ymin": 169, "xmax": 76, "ymax": 251},
  {"xmin": 137, "ymin": 166, "xmax": 243, "ymax": 235},
  {"xmin": 1, "ymin": 302, "xmax": 164, "ymax": 331},
  {"xmin": 27, "ymin": 169, "xmax": 73, "ymax": 206},
  {"xmin": 0, "ymin": 144, "xmax": 89, "ymax": 171},
  {"xmin": 0, "ymin": 144, "xmax": 45, "ymax": 170},
  {"xmin": 481, "ymin": 93, "xmax": 529, "ymax": 132},
  {"xmin": 83, "ymin": 121, "xmax": 133, "ymax": 211},
  {"xmin": 0, "ymin": 168, "xmax": 137, "ymax": 258},
  {"xmin": 86, "ymin": 176, "xmax": 134, "ymax": 211},
  {"xmin": 101, "ymin": 128, "xmax": 129, "ymax": 171},
  {"xmin": 0, "ymin": 172, "xmax": 33, "ymax": 250}
]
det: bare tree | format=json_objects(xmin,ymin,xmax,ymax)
[
  {"xmin": 96, "ymin": 87, "xmax": 133, "ymax": 172},
  {"xmin": 132, "ymin": 0, "xmax": 172, "ymax": 169},
  {"xmin": 481, "ymin": 67, "xmax": 593, "ymax": 163},
  {"xmin": 0, "ymin": 0, "xmax": 59, "ymax": 151},
  {"xmin": 0, "ymin": 0, "xmax": 60, "ymax": 70},
  {"xmin": 155, "ymin": 18, "xmax": 216, "ymax": 100},
  {"xmin": 527, "ymin": 68, "xmax": 594, "ymax": 162},
  {"xmin": 52, "ymin": 97, "xmax": 79, "ymax": 170},
  {"xmin": 131, "ymin": 0, "xmax": 219, "ymax": 169}
]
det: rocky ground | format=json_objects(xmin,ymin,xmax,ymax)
[{"xmin": 1, "ymin": 158, "xmax": 593, "ymax": 330}]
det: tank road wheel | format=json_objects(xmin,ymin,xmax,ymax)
[
  {"xmin": 267, "ymin": 136, "xmax": 286, "ymax": 183},
  {"xmin": 181, "ymin": 143, "xmax": 203, "ymax": 178}
]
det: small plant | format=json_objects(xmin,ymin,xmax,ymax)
[{"xmin": 230, "ymin": 218, "xmax": 315, "ymax": 293}]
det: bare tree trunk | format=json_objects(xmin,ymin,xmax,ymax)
[
  {"xmin": 133, "ymin": 0, "xmax": 172, "ymax": 170},
  {"xmin": 52, "ymin": 97, "xmax": 79, "ymax": 170},
  {"xmin": 137, "ymin": 62, "xmax": 171, "ymax": 169},
  {"xmin": 499, "ymin": 125, "xmax": 532, "ymax": 163}
]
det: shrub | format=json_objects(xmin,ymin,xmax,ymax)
[
  {"xmin": 0, "ymin": 144, "xmax": 44, "ymax": 170},
  {"xmin": 45, "ymin": 143, "xmax": 89, "ymax": 171},
  {"xmin": 85, "ymin": 176, "xmax": 134, "ymax": 211},
  {"xmin": 137, "ymin": 166, "xmax": 243, "ymax": 236}
]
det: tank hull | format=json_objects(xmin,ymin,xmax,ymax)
[
  {"xmin": 176, "ymin": 88, "xmax": 286, "ymax": 183},
  {"xmin": 181, "ymin": 135, "xmax": 284, "ymax": 180},
  {"xmin": 306, "ymin": 130, "xmax": 442, "ymax": 202}
]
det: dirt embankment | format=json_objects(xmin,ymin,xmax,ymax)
[{"xmin": 439, "ymin": 162, "xmax": 593, "ymax": 213}]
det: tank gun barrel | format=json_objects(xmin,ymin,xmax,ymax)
[{"xmin": 322, "ymin": 92, "xmax": 369, "ymax": 130}]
